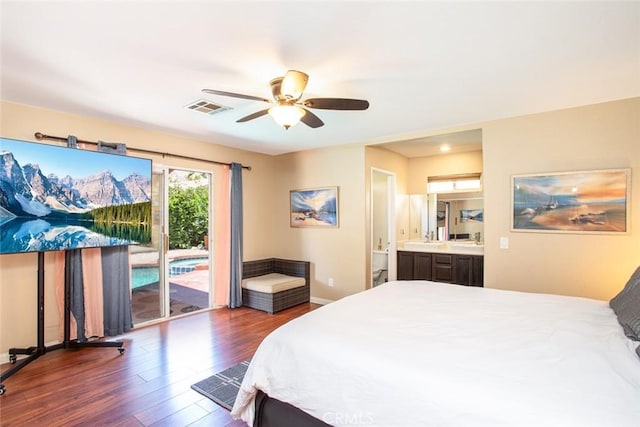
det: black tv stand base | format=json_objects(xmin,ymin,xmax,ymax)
[{"xmin": 0, "ymin": 252, "xmax": 124, "ymax": 395}]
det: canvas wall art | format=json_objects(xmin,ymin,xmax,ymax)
[
  {"xmin": 511, "ymin": 168, "xmax": 630, "ymax": 234},
  {"xmin": 460, "ymin": 209, "xmax": 483, "ymax": 222},
  {"xmin": 290, "ymin": 187, "xmax": 338, "ymax": 228}
]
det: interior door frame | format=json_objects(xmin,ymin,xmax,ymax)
[{"xmin": 370, "ymin": 167, "xmax": 397, "ymax": 287}]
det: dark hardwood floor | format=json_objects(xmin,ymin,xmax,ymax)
[{"xmin": 0, "ymin": 303, "xmax": 319, "ymax": 426}]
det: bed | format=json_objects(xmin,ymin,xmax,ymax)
[{"xmin": 231, "ymin": 275, "xmax": 640, "ymax": 426}]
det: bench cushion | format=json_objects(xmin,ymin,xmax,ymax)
[{"xmin": 242, "ymin": 273, "xmax": 306, "ymax": 294}]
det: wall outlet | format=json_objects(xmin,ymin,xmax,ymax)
[{"xmin": 328, "ymin": 277, "xmax": 334, "ymax": 287}]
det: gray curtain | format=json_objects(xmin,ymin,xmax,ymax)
[
  {"xmin": 96, "ymin": 140, "xmax": 133, "ymax": 335},
  {"xmin": 102, "ymin": 247, "xmax": 133, "ymax": 335},
  {"xmin": 229, "ymin": 163, "xmax": 244, "ymax": 308},
  {"xmin": 65, "ymin": 249, "xmax": 86, "ymax": 341},
  {"xmin": 66, "ymin": 136, "xmax": 86, "ymax": 341}
]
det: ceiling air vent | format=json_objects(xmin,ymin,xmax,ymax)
[{"xmin": 185, "ymin": 99, "xmax": 231, "ymax": 115}]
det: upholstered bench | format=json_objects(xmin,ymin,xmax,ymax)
[{"xmin": 241, "ymin": 258, "xmax": 310, "ymax": 314}]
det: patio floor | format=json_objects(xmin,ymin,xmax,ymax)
[{"xmin": 130, "ymin": 247, "xmax": 211, "ymax": 323}]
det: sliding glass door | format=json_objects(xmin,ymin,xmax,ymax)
[{"xmin": 130, "ymin": 167, "xmax": 212, "ymax": 325}]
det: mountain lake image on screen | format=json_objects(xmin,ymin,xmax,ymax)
[{"xmin": 0, "ymin": 137, "xmax": 152, "ymax": 254}]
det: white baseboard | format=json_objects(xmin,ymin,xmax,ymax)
[{"xmin": 310, "ymin": 296, "xmax": 334, "ymax": 305}]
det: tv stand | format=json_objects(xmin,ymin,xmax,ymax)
[{"xmin": 0, "ymin": 252, "xmax": 124, "ymax": 395}]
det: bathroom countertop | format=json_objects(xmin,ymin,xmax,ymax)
[{"xmin": 398, "ymin": 240, "xmax": 484, "ymax": 255}]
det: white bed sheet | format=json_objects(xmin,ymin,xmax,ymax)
[{"xmin": 231, "ymin": 281, "xmax": 640, "ymax": 426}]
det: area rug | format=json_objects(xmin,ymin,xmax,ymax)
[{"xmin": 191, "ymin": 360, "xmax": 251, "ymax": 410}]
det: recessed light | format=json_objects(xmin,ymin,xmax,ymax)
[{"xmin": 440, "ymin": 144, "xmax": 451, "ymax": 152}]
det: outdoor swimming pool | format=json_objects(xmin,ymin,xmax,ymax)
[{"xmin": 131, "ymin": 257, "xmax": 208, "ymax": 289}]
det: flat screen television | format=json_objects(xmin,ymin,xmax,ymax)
[{"xmin": 0, "ymin": 137, "xmax": 152, "ymax": 255}]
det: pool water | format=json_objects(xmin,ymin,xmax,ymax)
[
  {"xmin": 132, "ymin": 257, "xmax": 207, "ymax": 289},
  {"xmin": 132, "ymin": 267, "xmax": 159, "ymax": 289},
  {"xmin": 169, "ymin": 257, "xmax": 207, "ymax": 276}
]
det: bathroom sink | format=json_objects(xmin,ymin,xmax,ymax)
[
  {"xmin": 450, "ymin": 241, "xmax": 482, "ymax": 247},
  {"xmin": 403, "ymin": 241, "xmax": 444, "ymax": 250},
  {"xmin": 450, "ymin": 241, "xmax": 484, "ymax": 253}
]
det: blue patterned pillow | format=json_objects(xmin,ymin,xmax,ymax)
[{"xmin": 610, "ymin": 266, "xmax": 640, "ymax": 341}]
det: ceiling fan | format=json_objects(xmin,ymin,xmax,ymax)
[{"xmin": 202, "ymin": 70, "xmax": 369, "ymax": 129}]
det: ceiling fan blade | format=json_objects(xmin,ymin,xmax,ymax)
[
  {"xmin": 281, "ymin": 70, "xmax": 309, "ymax": 100},
  {"xmin": 300, "ymin": 108, "xmax": 324, "ymax": 128},
  {"xmin": 303, "ymin": 98, "xmax": 369, "ymax": 110},
  {"xmin": 202, "ymin": 89, "xmax": 271, "ymax": 103},
  {"xmin": 236, "ymin": 108, "xmax": 270, "ymax": 123}
]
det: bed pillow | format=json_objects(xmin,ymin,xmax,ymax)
[{"xmin": 610, "ymin": 266, "xmax": 640, "ymax": 341}]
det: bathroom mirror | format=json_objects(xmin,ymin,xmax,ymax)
[
  {"xmin": 427, "ymin": 191, "xmax": 483, "ymax": 241},
  {"xmin": 408, "ymin": 194, "xmax": 426, "ymax": 240}
]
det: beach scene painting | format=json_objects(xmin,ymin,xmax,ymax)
[
  {"xmin": 512, "ymin": 169, "xmax": 629, "ymax": 233},
  {"xmin": 461, "ymin": 209, "xmax": 483, "ymax": 222},
  {"xmin": 290, "ymin": 187, "xmax": 338, "ymax": 227}
]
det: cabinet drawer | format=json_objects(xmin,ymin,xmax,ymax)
[
  {"xmin": 432, "ymin": 254, "xmax": 453, "ymax": 265},
  {"xmin": 432, "ymin": 264, "xmax": 453, "ymax": 282},
  {"xmin": 432, "ymin": 254, "xmax": 454, "ymax": 283}
]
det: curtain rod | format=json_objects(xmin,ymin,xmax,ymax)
[{"xmin": 34, "ymin": 132, "xmax": 251, "ymax": 171}]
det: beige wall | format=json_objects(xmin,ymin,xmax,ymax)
[
  {"xmin": 483, "ymin": 97, "xmax": 640, "ymax": 300},
  {"xmin": 2, "ymin": 97, "xmax": 638, "ymax": 355},
  {"xmin": 0, "ymin": 101, "xmax": 276, "ymax": 353},
  {"xmin": 271, "ymin": 144, "xmax": 367, "ymax": 301}
]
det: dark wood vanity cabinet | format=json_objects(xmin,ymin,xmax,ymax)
[
  {"xmin": 432, "ymin": 253, "xmax": 454, "ymax": 283},
  {"xmin": 397, "ymin": 251, "xmax": 432, "ymax": 280},
  {"xmin": 454, "ymin": 254, "xmax": 484, "ymax": 287},
  {"xmin": 397, "ymin": 251, "xmax": 483, "ymax": 287},
  {"xmin": 413, "ymin": 252, "xmax": 432, "ymax": 281},
  {"xmin": 397, "ymin": 251, "xmax": 415, "ymax": 280}
]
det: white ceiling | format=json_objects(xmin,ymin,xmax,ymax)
[{"xmin": 1, "ymin": 1, "xmax": 638, "ymax": 156}]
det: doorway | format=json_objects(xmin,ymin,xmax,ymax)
[
  {"xmin": 130, "ymin": 167, "xmax": 213, "ymax": 324},
  {"xmin": 371, "ymin": 168, "xmax": 397, "ymax": 287}
]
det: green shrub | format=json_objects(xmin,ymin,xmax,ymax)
[{"xmin": 168, "ymin": 184, "xmax": 209, "ymax": 249}]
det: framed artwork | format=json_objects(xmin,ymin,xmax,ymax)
[
  {"xmin": 511, "ymin": 168, "xmax": 630, "ymax": 234},
  {"xmin": 290, "ymin": 187, "xmax": 339, "ymax": 228},
  {"xmin": 460, "ymin": 209, "xmax": 483, "ymax": 222}
]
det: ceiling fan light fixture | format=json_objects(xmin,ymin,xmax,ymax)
[
  {"xmin": 269, "ymin": 105, "xmax": 306, "ymax": 129},
  {"xmin": 202, "ymin": 69, "xmax": 368, "ymax": 129}
]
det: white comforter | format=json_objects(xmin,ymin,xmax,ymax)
[{"xmin": 231, "ymin": 281, "xmax": 640, "ymax": 426}]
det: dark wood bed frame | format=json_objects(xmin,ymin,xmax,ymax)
[{"xmin": 253, "ymin": 391, "xmax": 331, "ymax": 427}]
